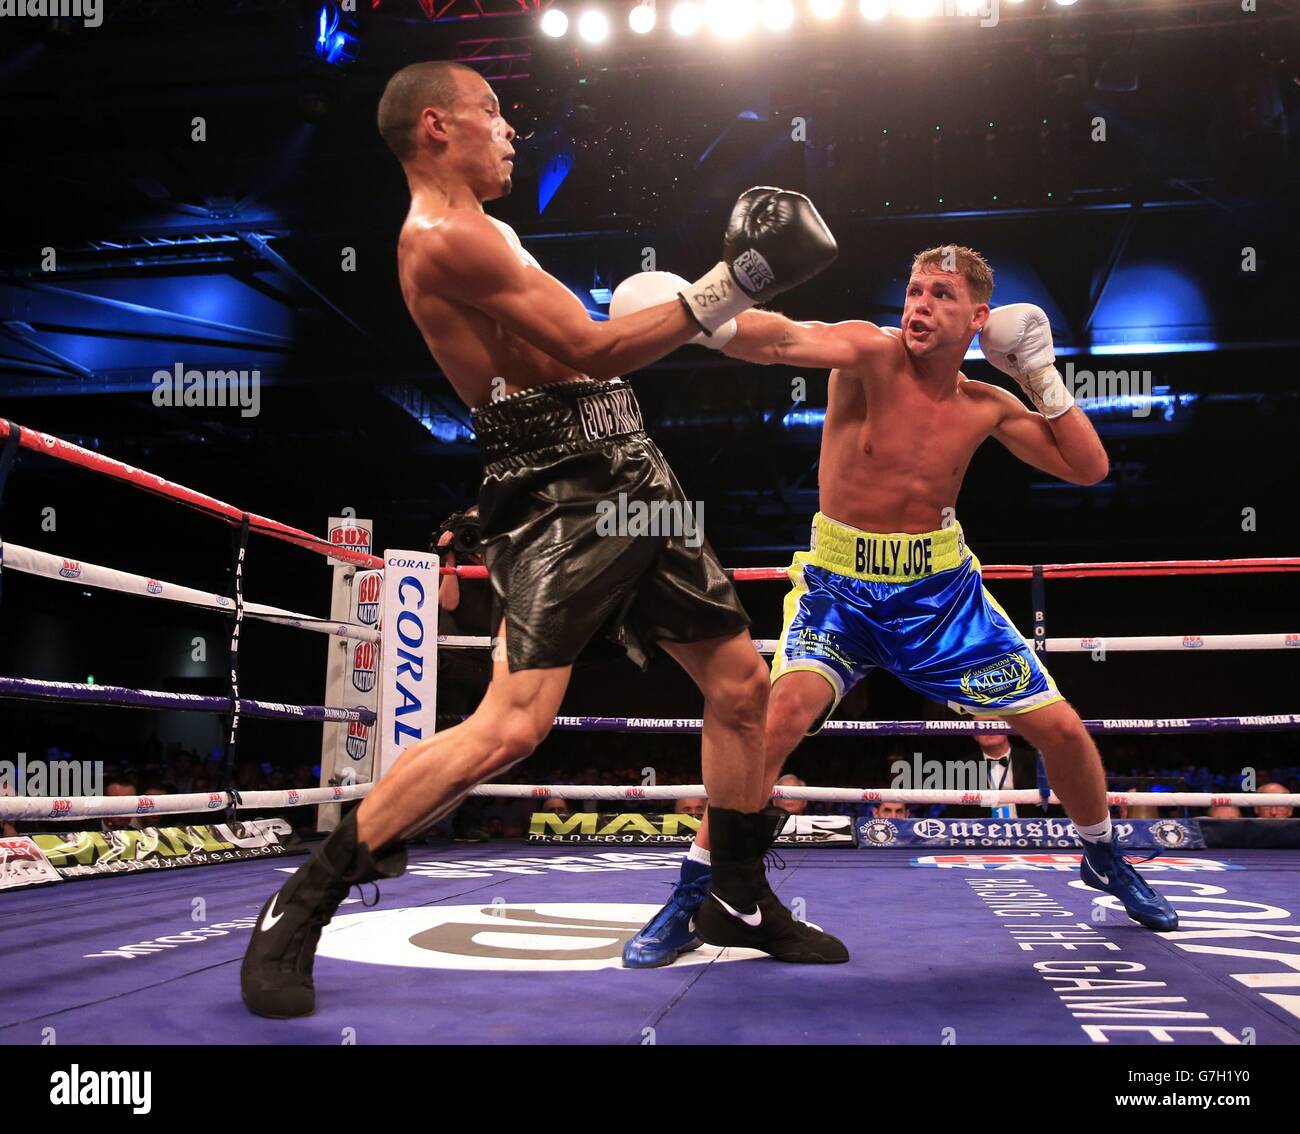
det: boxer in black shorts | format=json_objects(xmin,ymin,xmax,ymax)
[
  {"xmin": 473, "ymin": 378, "xmax": 746, "ymax": 671},
  {"xmin": 242, "ymin": 60, "xmax": 846, "ymax": 1018}
]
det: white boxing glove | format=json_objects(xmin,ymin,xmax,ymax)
[
  {"xmin": 609, "ymin": 271, "xmax": 737, "ymax": 349},
  {"xmin": 979, "ymin": 303, "xmax": 1074, "ymax": 419}
]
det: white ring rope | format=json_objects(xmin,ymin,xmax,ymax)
[
  {"xmin": 2, "ymin": 783, "xmax": 1295, "ymax": 822},
  {"xmin": 1, "ymin": 541, "xmax": 378, "ymax": 643},
  {"xmin": 437, "ymin": 633, "xmax": 1300, "ymax": 654},
  {"xmin": 464, "ymin": 784, "xmax": 1300, "ymax": 809},
  {"xmin": 0, "ymin": 784, "xmax": 370, "ymax": 822}
]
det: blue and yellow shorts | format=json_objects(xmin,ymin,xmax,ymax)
[{"xmin": 772, "ymin": 512, "xmax": 1062, "ymax": 733}]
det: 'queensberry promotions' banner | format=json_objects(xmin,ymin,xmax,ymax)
[
  {"xmin": 529, "ymin": 812, "xmax": 854, "ymax": 846},
  {"xmin": 856, "ymin": 816, "xmax": 1206, "ymax": 851},
  {"xmin": 378, "ymin": 549, "xmax": 439, "ymax": 780},
  {"xmin": 25, "ymin": 819, "xmax": 294, "ymax": 882}
]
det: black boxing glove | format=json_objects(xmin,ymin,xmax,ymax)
[{"xmin": 679, "ymin": 187, "xmax": 837, "ymax": 335}]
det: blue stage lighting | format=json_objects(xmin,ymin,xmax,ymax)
[
  {"xmin": 538, "ymin": 150, "xmax": 575, "ymax": 214},
  {"xmin": 781, "ymin": 407, "xmax": 827, "ymax": 430},
  {"xmin": 315, "ymin": 5, "xmax": 358, "ymax": 66},
  {"xmin": 1091, "ymin": 263, "xmax": 1215, "ymax": 352}
]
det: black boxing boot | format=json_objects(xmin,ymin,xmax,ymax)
[
  {"xmin": 241, "ymin": 809, "xmax": 406, "ymax": 1018},
  {"xmin": 695, "ymin": 805, "xmax": 848, "ymax": 964}
]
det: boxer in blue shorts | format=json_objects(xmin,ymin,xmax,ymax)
[
  {"xmin": 774, "ymin": 512, "xmax": 1060, "ymax": 731},
  {"xmin": 616, "ymin": 245, "xmax": 1177, "ymax": 967}
]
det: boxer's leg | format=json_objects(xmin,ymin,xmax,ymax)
[
  {"xmin": 1003, "ymin": 699, "xmax": 1106, "ymax": 827},
  {"xmin": 359, "ymin": 618, "xmax": 571, "ymax": 850},
  {"xmin": 690, "ymin": 669, "xmax": 834, "ymax": 853},
  {"xmin": 890, "ymin": 548, "xmax": 1176, "ymax": 934},
  {"xmin": 1002, "ymin": 699, "xmax": 1176, "ymax": 931},
  {"xmin": 657, "ymin": 632, "xmax": 845, "ymax": 963},
  {"xmin": 623, "ymin": 533, "xmax": 862, "ymax": 967},
  {"xmin": 243, "ymin": 619, "xmax": 571, "ymax": 1018},
  {"xmin": 657, "ymin": 629, "xmax": 769, "ymax": 813}
]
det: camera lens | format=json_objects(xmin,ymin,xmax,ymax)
[{"xmin": 456, "ymin": 523, "xmax": 481, "ymax": 555}]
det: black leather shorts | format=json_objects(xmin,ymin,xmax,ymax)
[{"xmin": 471, "ymin": 378, "xmax": 750, "ymax": 672}]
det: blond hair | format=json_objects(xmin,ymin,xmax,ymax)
[{"xmin": 911, "ymin": 245, "xmax": 994, "ymax": 304}]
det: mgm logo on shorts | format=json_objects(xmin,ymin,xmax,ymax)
[{"xmin": 960, "ymin": 653, "xmax": 1031, "ymax": 705}]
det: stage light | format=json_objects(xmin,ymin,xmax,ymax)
[
  {"xmin": 708, "ymin": 0, "xmax": 758, "ymax": 37},
  {"xmin": 578, "ymin": 9, "xmax": 609, "ymax": 41},
  {"xmin": 540, "ymin": 8, "xmax": 569, "ymax": 36},
  {"xmin": 671, "ymin": 1, "xmax": 703, "ymax": 34},
  {"xmin": 894, "ymin": 0, "xmax": 937, "ymax": 18},
  {"xmin": 859, "ymin": 0, "xmax": 888, "ymax": 20},
  {"xmin": 629, "ymin": 2, "xmax": 657, "ymax": 31},
  {"xmin": 314, "ymin": 4, "xmax": 357, "ymax": 66},
  {"xmin": 762, "ymin": 0, "xmax": 795, "ymax": 31},
  {"xmin": 1054, "ymin": 0, "xmax": 1079, "ymax": 6},
  {"xmin": 810, "ymin": 0, "xmax": 842, "ymax": 20}
]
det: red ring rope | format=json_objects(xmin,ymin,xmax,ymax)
[
  {"xmin": 5, "ymin": 419, "xmax": 1297, "ymax": 581},
  {"xmin": 0, "ymin": 420, "xmax": 382, "ymax": 569}
]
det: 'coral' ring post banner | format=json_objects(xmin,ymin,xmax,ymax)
[{"xmin": 378, "ymin": 550, "xmax": 439, "ymax": 780}]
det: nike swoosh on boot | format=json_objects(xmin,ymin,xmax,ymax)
[
  {"xmin": 260, "ymin": 895, "xmax": 285, "ymax": 932},
  {"xmin": 711, "ymin": 892, "xmax": 762, "ymax": 927}
]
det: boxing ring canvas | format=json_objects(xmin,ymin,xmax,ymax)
[{"xmin": 3, "ymin": 844, "xmax": 1296, "ymax": 1046}]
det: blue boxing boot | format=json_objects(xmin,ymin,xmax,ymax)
[
  {"xmin": 622, "ymin": 854, "xmax": 711, "ymax": 968},
  {"xmin": 1080, "ymin": 836, "xmax": 1178, "ymax": 932}
]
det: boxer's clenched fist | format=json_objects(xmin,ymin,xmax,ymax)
[
  {"xmin": 980, "ymin": 303, "xmax": 1075, "ymax": 419},
  {"xmin": 610, "ymin": 271, "xmax": 736, "ymax": 349},
  {"xmin": 681, "ymin": 187, "xmax": 837, "ymax": 335}
]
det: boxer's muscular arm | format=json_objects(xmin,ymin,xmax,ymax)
[
  {"xmin": 987, "ymin": 382, "xmax": 1110, "ymax": 485},
  {"xmin": 417, "ymin": 213, "xmax": 697, "ymax": 380},
  {"xmin": 722, "ymin": 310, "xmax": 895, "ymax": 369}
]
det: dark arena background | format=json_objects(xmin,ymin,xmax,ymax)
[{"xmin": 1, "ymin": 0, "xmax": 1299, "ymax": 1074}]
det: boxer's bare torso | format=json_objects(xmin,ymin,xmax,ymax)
[
  {"xmin": 821, "ymin": 330, "xmax": 1006, "ymax": 535},
  {"xmin": 725, "ymin": 267, "xmax": 1104, "ymax": 536},
  {"xmin": 396, "ymin": 206, "xmax": 587, "ymax": 408}
]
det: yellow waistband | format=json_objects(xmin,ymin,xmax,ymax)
[{"xmin": 803, "ymin": 512, "xmax": 969, "ymax": 582}]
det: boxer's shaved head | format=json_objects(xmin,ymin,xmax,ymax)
[
  {"xmin": 378, "ymin": 61, "xmax": 515, "ymax": 200},
  {"xmin": 378, "ymin": 60, "xmax": 479, "ymax": 163},
  {"xmin": 911, "ymin": 245, "xmax": 994, "ymax": 304}
]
